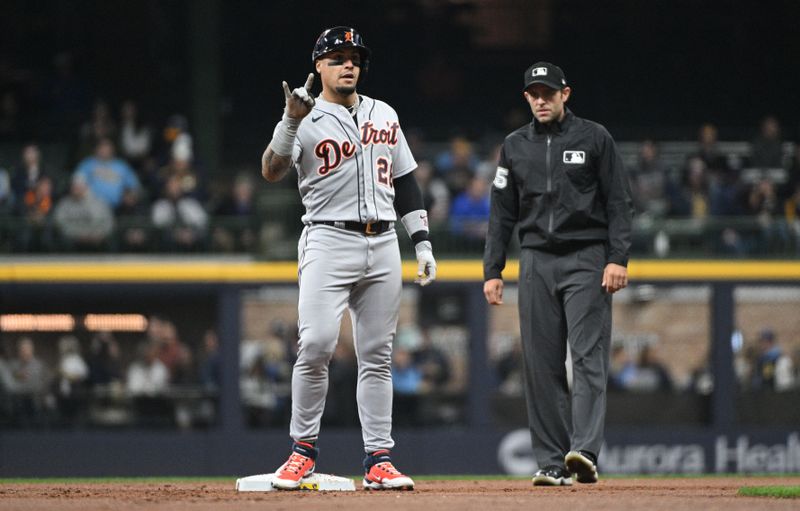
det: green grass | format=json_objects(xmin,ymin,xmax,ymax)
[{"xmin": 738, "ymin": 486, "xmax": 800, "ymax": 499}]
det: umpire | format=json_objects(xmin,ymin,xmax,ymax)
[{"xmin": 483, "ymin": 62, "xmax": 633, "ymax": 486}]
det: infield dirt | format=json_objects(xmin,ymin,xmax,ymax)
[{"xmin": 1, "ymin": 477, "xmax": 799, "ymax": 511}]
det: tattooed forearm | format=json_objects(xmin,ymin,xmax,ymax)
[{"xmin": 261, "ymin": 147, "xmax": 291, "ymax": 182}]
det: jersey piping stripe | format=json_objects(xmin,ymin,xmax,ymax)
[
  {"xmin": 367, "ymin": 100, "xmax": 380, "ymax": 220},
  {"xmin": 297, "ymin": 225, "xmax": 311, "ymax": 281},
  {"xmin": 328, "ymin": 110, "xmax": 363, "ymax": 223}
]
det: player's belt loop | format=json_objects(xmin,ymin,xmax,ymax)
[{"xmin": 365, "ymin": 222, "xmax": 376, "ymax": 235}]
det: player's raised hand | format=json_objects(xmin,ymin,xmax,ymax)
[
  {"xmin": 282, "ymin": 73, "xmax": 316, "ymax": 119},
  {"xmin": 414, "ymin": 241, "xmax": 437, "ymax": 287}
]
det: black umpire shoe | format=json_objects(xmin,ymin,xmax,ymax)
[
  {"xmin": 532, "ymin": 465, "xmax": 573, "ymax": 486},
  {"xmin": 565, "ymin": 450, "xmax": 599, "ymax": 483}
]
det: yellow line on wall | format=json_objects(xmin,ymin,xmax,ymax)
[{"xmin": 0, "ymin": 259, "xmax": 799, "ymax": 283}]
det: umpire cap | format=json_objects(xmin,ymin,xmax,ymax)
[
  {"xmin": 312, "ymin": 26, "xmax": 371, "ymax": 71},
  {"xmin": 523, "ymin": 62, "xmax": 567, "ymax": 91}
]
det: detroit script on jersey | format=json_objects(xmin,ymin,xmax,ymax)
[
  {"xmin": 288, "ymin": 95, "xmax": 416, "ymax": 224},
  {"xmin": 314, "ymin": 121, "xmax": 401, "ymax": 176}
]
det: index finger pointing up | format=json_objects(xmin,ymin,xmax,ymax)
[{"xmin": 304, "ymin": 73, "xmax": 315, "ymax": 92}]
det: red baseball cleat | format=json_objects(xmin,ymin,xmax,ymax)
[
  {"xmin": 272, "ymin": 442, "xmax": 317, "ymax": 490},
  {"xmin": 362, "ymin": 450, "xmax": 414, "ymax": 490}
]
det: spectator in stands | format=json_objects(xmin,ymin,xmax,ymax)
[
  {"xmin": 748, "ymin": 178, "xmax": 789, "ymax": 252},
  {"xmin": 156, "ymin": 320, "xmax": 193, "ymax": 384},
  {"xmin": 55, "ymin": 335, "xmax": 88, "ymax": 397},
  {"xmin": 688, "ymin": 357, "xmax": 714, "ymax": 396},
  {"xmin": 792, "ymin": 348, "xmax": 800, "ymax": 388},
  {"xmin": 475, "ymin": 143, "xmax": 503, "ymax": 182},
  {"xmin": 86, "ymin": 331, "xmax": 122, "ymax": 388},
  {"xmin": 8, "ymin": 336, "xmax": 50, "ymax": 425},
  {"xmin": 0, "ymin": 166, "xmax": 11, "ymax": 214},
  {"xmin": 629, "ymin": 139, "xmax": 669, "ymax": 218},
  {"xmin": 787, "ymin": 182, "xmax": 800, "ymax": 254},
  {"xmin": 126, "ymin": 341, "xmax": 170, "ymax": 396},
  {"xmin": 54, "ymin": 334, "xmax": 89, "ymax": 423},
  {"xmin": 240, "ymin": 337, "xmax": 292, "ymax": 427},
  {"xmin": 74, "ymin": 137, "xmax": 140, "ymax": 209},
  {"xmin": 158, "ymin": 136, "xmax": 204, "ymax": 200},
  {"xmin": 77, "ymin": 99, "xmax": 117, "ymax": 161},
  {"xmin": 706, "ymin": 152, "xmax": 748, "ymax": 255},
  {"xmin": 751, "ymin": 328, "xmax": 795, "ymax": 392},
  {"xmin": 114, "ymin": 187, "xmax": 151, "ymax": 252},
  {"xmin": 738, "ymin": 343, "xmax": 759, "ymax": 390},
  {"xmin": 495, "ymin": 338, "xmax": 524, "ymax": 396},
  {"xmin": 151, "ymin": 173, "xmax": 208, "ymax": 251},
  {"xmin": 118, "ymin": 99, "xmax": 152, "ymax": 170},
  {"xmin": 667, "ymin": 155, "xmax": 709, "ymax": 219},
  {"xmin": 608, "ymin": 345, "xmax": 637, "ymax": 391},
  {"xmin": 0, "ymin": 343, "xmax": 13, "ymax": 400},
  {"xmin": 53, "ymin": 173, "xmax": 115, "ymax": 251},
  {"xmin": 14, "ymin": 175, "xmax": 54, "ymax": 252},
  {"xmin": 750, "ymin": 115, "xmax": 784, "ymax": 169},
  {"xmin": 783, "ymin": 142, "xmax": 800, "ymax": 203},
  {"xmin": 11, "ymin": 144, "xmax": 59, "ymax": 206},
  {"xmin": 212, "ymin": 172, "xmax": 257, "ymax": 252},
  {"xmin": 693, "ymin": 122, "xmax": 730, "ymax": 177},
  {"xmin": 198, "ymin": 329, "xmax": 221, "ymax": 390},
  {"xmin": 709, "ymin": 165, "xmax": 747, "ymax": 217},
  {"xmin": 414, "ymin": 160, "xmax": 450, "ymax": 228},
  {"xmin": 157, "ymin": 114, "xmax": 193, "ymax": 168},
  {"xmin": 435, "ymin": 135, "xmax": 479, "ymax": 196},
  {"xmin": 391, "ymin": 347, "xmax": 422, "ymax": 425},
  {"xmin": 413, "ymin": 327, "xmax": 451, "ymax": 392},
  {"xmin": 449, "ymin": 175, "xmax": 490, "ymax": 242},
  {"xmin": 631, "ymin": 344, "xmax": 674, "ymax": 393}
]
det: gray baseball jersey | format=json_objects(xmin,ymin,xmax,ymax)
[
  {"xmin": 286, "ymin": 95, "xmax": 416, "ymax": 223},
  {"xmin": 279, "ymin": 94, "xmax": 415, "ymax": 453}
]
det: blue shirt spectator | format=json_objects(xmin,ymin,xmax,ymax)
[
  {"xmin": 392, "ymin": 348, "xmax": 423, "ymax": 395},
  {"xmin": 449, "ymin": 176, "xmax": 490, "ymax": 239},
  {"xmin": 74, "ymin": 137, "xmax": 140, "ymax": 208}
]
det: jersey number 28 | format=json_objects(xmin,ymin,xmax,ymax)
[{"xmin": 377, "ymin": 157, "xmax": 393, "ymax": 188}]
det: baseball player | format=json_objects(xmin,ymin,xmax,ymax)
[
  {"xmin": 260, "ymin": 26, "xmax": 436, "ymax": 491},
  {"xmin": 483, "ymin": 62, "xmax": 633, "ymax": 486}
]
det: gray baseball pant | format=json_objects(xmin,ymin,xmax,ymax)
[
  {"xmin": 290, "ymin": 225, "xmax": 401, "ymax": 453},
  {"xmin": 517, "ymin": 243, "xmax": 612, "ymax": 468}
]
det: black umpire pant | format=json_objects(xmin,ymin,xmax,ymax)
[{"xmin": 518, "ymin": 242, "xmax": 611, "ymax": 468}]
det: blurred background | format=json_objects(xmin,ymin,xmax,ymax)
[{"xmin": 1, "ymin": 0, "xmax": 799, "ymax": 477}]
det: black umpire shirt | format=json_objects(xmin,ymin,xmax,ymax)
[{"xmin": 483, "ymin": 108, "xmax": 634, "ymax": 281}]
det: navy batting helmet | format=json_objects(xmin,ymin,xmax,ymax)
[{"xmin": 312, "ymin": 26, "xmax": 371, "ymax": 71}]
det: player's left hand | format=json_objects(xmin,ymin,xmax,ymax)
[
  {"xmin": 414, "ymin": 241, "xmax": 436, "ymax": 286},
  {"xmin": 282, "ymin": 73, "xmax": 316, "ymax": 119},
  {"xmin": 602, "ymin": 263, "xmax": 628, "ymax": 294}
]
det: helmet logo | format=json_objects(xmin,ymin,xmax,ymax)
[{"xmin": 345, "ymin": 31, "xmax": 353, "ymax": 42}]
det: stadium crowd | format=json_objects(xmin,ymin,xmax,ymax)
[
  {"xmin": 0, "ymin": 317, "xmax": 221, "ymax": 429},
  {"xmin": 0, "ymin": 315, "xmax": 463, "ymax": 430},
  {"xmin": 2, "ymin": 52, "xmax": 800, "ymax": 257}
]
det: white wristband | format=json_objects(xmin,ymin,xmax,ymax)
[
  {"xmin": 270, "ymin": 113, "xmax": 301, "ymax": 157},
  {"xmin": 400, "ymin": 210, "xmax": 429, "ymax": 237}
]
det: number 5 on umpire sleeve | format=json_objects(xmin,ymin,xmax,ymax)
[
  {"xmin": 377, "ymin": 156, "xmax": 393, "ymax": 187},
  {"xmin": 493, "ymin": 166, "xmax": 509, "ymax": 189}
]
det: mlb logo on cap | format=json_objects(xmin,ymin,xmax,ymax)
[{"xmin": 532, "ymin": 67, "xmax": 548, "ymax": 76}]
